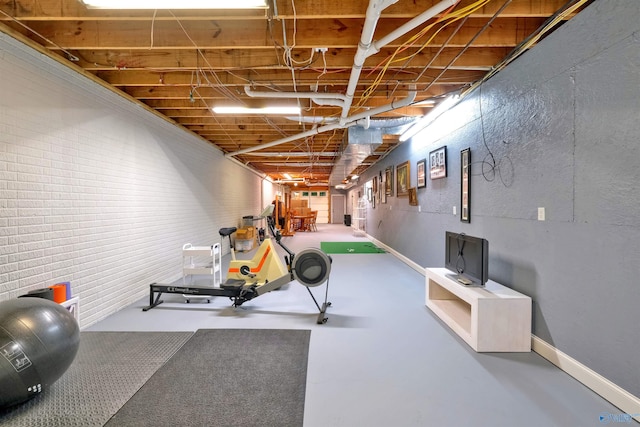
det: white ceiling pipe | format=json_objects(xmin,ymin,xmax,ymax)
[
  {"xmin": 242, "ymin": 151, "xmax": 339, "ymax": 157},
  {"xmin": 369, "ymin": 0, "xmax": 459, "ymax": 56},
  {"xmin": 340, "ymin": 0, "xmax": 458, "ymax": 122},
  {"xmin": 311, "ymin": 98, "xmax": 345, "ymax": 107},
  {"xmin": 263, "ymin": 162, "xmax": 336, "ymax": 167},
  {"xmin": 349, "ymin": 88, "xmax": 416, "ymax": 124},
  {"xmin": 227, "ymin": 0, "xmax": 433, "ymax": 158},
  {"xmin": 284, "ymin": 116, "xmax": 339, "ymax": 124},
  {"xmin": 225, "ymin": 89, "xmax": 416, "ymax": 157},
  {"xmin": 226, "ymin": 122, "xmax": 353, "ymax": 157},
  {"xmin": 244, "ymin": 85, "xmax": 347, "ymax": 107},
  {"xmin": 341, "ymin": 0, "xmax": 398, "ymax": 122},
  {"xmin": 240, "ymin": 0, "xmax": 455, "ymax": 123}
]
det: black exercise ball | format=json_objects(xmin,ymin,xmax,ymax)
[{"xmin": 0, "ymin": 297, "xmax": 80, "ymax": 409}]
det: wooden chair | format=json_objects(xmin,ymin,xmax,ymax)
[
  {"xmin": 281, "ymin": 211, "xmax": 295, "ymax": 236},
  {"xmin": 309, "ymin": 211, "xmax": 318, "ymax": 231}
]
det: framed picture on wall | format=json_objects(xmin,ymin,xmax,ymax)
[
  {"xmin": 429, "ymin": 146, "xmax": 447, "ymax": 180},
  {"xmin": 396, "ymin": 161, "xmax": 410, "ymax": 197},
  {"xmin": 460, "ymin": 148, "xmax": 471, "ymax": 223},
  {"xmin": 417, "ymin": 159, "xmax": 427, "ymax": 188},
  {"xmin": 408, "ymin": 188, "xmax": 418, "ymax": 206},
  {"xmin": 372, "ymin": 177, "xmax": 378, "ymax": 208},
  {"xmin": 385, "ymin": 166, "xmax": 394, "ymax": 196}
]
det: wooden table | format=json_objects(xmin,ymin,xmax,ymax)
[{"xmin": 291, "ymin": 214, "xmax": 314, "ymax": 232}]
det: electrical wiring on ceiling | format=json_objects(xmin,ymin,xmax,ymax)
[
  {"xmin": 0, "ymin": 8, "xmax": 79, "ymax": 62},
  {"xmin": 462, "ymin": 0, "xmax": 592, "ymax": 97},
  {"xmin": 355, "ymin": 0, "xmax": 495, "ymax": 110},
  {"xmin": 160, "ymin": 10, "xmax": 301, "ymax": 145},
  {"xmin": 418, "ymin": 0, "xmax": 513, "ymax": 95}
]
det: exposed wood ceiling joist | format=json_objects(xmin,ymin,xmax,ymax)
[{"xmin": 0, "ymin": 0, "xmax": 589, "ymax": 189}]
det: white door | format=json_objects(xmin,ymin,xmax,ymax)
[{"xmin": 331, "ymin": 194, "xmax": 346, "ymax": 224}]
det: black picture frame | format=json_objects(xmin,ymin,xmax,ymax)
[
  {"xmin": 417, "ymin": 159, "xmax": 427, "ymax": 188},
  {"xmin": 429, "ymin": 146, "xmax": 447, "ymax": 180},
  {"xmin": 460, "ymin": 148, "xmax": 471, "ymax": 223},
  {"xmin": 372, "ymin": 177, "xmax": 378, "ymax": 208}
]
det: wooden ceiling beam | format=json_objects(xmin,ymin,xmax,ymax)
[
  {"xmin": 120, "ymin": 78, "xmax": 472, "ymax": 99},
  {"xmin": 14, "ymin": 17, "xmax": 544, "ymax": 50},
  {"xmin": 0, "ymin": 0, "xmax": 576, "ymax": 20},
  {"xmin": 142, "ymin": 90, "xmax": 450, "ymax": 108},
  {"xmin": 273, "ymin": 0, "xmax": 581, "ymax": 19},
  {"xmin": 100, "ymin": 68, "xmax": 485, "ymax": 86},
  {"xmin": 0, "ymin": 0, "xmax": 587, "ymax": 185},
  {"xmin": 75, "ymin": 46, "xmax": 508, "ymax": 71}
]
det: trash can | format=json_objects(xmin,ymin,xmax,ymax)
[{"xmin": 344, "ymin": 214, "xmax": 351, "ymax": 226}]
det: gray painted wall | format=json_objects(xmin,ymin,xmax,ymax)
[{"xmin": 350, "ymin": 0, "xmax": 640, "ymax": 396}]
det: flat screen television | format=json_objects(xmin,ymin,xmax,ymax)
[{"xmin": 444, "ymin": 231, "xmax": 489, "ymax": 286}]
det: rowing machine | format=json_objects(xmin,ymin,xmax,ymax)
[{"xmin": 142, "ymin": 206, "xmax": 332, "ymax": 324}]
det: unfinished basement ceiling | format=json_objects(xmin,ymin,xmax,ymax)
[{"xmin": 0, "ymin": 0, "xmax": 589, "ymax": 189}]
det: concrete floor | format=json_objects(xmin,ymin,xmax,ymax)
[{"xmin": 88, "ymin": 224, "xmax": 626, "ymax": 427}]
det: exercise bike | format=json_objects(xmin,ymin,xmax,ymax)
[{"xmin": 142, "ymin": 205, "xmax": 332, "ymax": 324}]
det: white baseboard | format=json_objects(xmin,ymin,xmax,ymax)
[
  {"xmin": 531, "ymin": 335, "xmax": 640, "ymax": 422},
  {"xmin": 367, "ymin": 234, "xmax": 640, "ymax": 422},
  {"xmin": 367, "ymin": 234, "xmax": 425, "ymax": 275}
]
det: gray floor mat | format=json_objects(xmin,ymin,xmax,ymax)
[{"xmin": 0, "ymin": 331, "xmax": 192, "ymax": 427}]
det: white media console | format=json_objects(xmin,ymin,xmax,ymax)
[{"xmin": 425, "ymin": 268, "xmax": 532, "ymax": 352}]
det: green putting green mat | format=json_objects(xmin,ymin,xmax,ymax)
[{"xmin": 321, "ymin": 241, "xmax": 386, "ymax": 254}]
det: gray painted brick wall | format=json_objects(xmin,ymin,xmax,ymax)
[{"xmin": 351, "ymin": 0, "xmax": 640, "ymax": 396}]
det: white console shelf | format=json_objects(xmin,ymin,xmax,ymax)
[
  {"xmin": 60, "ymin": 296, "xmax": 80, "ymax": 322},
  {"xmin": 425, "ymin": 268, "xmax": 532, "ymax": 352},
  {"xmin": 182, "ymin": 243, "xmax": 222, "ymax": 287}
]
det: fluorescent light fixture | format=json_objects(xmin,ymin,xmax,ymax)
[
  {"xmin": 213, "ymin": 106, "xmax": 301, "ymax": 115},
  {"xmin": 274, "ymin": 178, "xmax": 306, "ymax": 185},
  {"xmin": 400, "ymin": 94, "xmax": 461, "ymax": 142},
  {"xmin": 414, "ymin": 99, "xmax": 436, "ymax": 106},
  {"xmin": 82, "ymin": 0, "xmax": 267, "ymax": 8},
  {"xmin": 283, "ymin": 173, "xmax": 293, "ymax": 180}
]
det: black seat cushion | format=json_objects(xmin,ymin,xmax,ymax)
[{"xmin": 219, "ymin": 227, "xmax": 237, "ymax": 237}]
